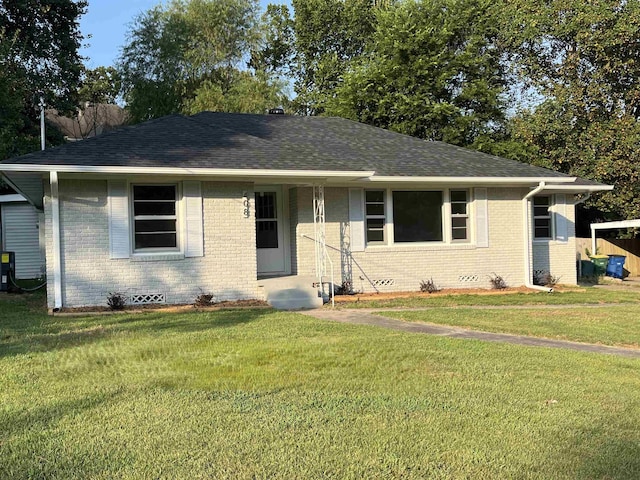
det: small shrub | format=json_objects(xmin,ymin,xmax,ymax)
[
  {"xmin": 489, "ymin": 274, "xmax": 507, "ymax": 290},
  {"xmin": 107, "ymin": 292, "xmax": 127, "ymax": 310},
  {"xmin": 194, "ymin": 293, "xmax": 215, "ymax": 307},
  {"xmin": 534, "ymin": 271, "xmax": 561, "ymax": 287},
  {"xmin": 334, "ymin": 281, "xmax": 354, "ymax": 296},
  {"xmin": 419, "ymin": 278, "xmax": 439, "ymax": 294}
]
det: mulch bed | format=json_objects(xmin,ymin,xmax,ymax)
[
  {"xmin": 332, "ymin": 285, "xmax": 583, "ymax": 304},
  {"xmin": 53, "ymin": 299, "xmax": 270, "ymax": 316}
]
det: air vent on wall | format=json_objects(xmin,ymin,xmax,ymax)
[
  {"xmin": 458, "ymin": 275, "xmax": 479, "ymax": 283},
  {"xmin": 372, "ymin": 279, "xmax": 395, "ymax": 287},
  {"xmin": 130, "ymin": 293, "xmax": 166, "ymax": 305}
]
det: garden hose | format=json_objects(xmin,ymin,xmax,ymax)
[{"xmin": 8, "ymin": 270, "xmax": 47, "ymax": 292}]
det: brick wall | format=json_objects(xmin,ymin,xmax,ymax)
[
  {"xmin": 532, "ymin": 213, "xmax": 577, "ymax": 285},
  {"xmin": 45, "ymin": 179, "xmax": 258, "ymax": 308},
  {"xmin": 43, "ymin": 179, "xmax": 579, "ymax": 307},
  {"xmin": 292, "ymin": 187, "xmax": 578, "ymax": 293}
]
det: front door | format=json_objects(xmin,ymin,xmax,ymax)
[{"xmin": 255, "ymin": 186, "xmax": 286, "ymax": 275}]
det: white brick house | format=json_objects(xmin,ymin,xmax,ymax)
[{"xmin": 0, "ymin": 112, "xmax": 611, "ymax": 310}]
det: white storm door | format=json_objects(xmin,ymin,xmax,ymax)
[{"xmin": 255, "ymin": 187, "xmax": 286, "ymax": 274}]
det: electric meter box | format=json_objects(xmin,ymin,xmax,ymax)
[{"xmin": 1, "ymin": 251, "xmax": 15, "ymax": 292}]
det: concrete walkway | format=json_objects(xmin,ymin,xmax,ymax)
[{"xmin": 302, "ymin": 308, "xmax": 640, "ymax": 359}]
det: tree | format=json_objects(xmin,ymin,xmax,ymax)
[
  {"xmin": 324, "ymin": 0, "xmax": 508, "ymax": 147},
  {"xmin": 258, "ymin": 0, "xmax": 377, "ymax": 114},
  {"xmin": 500, "ymin": 0, "xmax": 640, "ymax": 220},
  {"xmin": 78, "ymin": 66, "xmax": 122, "ymax": 104},
  {"xmin": 118, "ymin": 0, "xmax": 286, "ymax": 122},
  {"xmin": 0, "ymin": 0, "xmax": 86, "ymax": 159}
]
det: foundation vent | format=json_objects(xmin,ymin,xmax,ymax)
[
  {"xmin": 458, "ymin": 274, "xmax": 479, "ymax": 283},
  {"xmin": 372, "ymin": 279, "xmax": 395, "ymax": 287},
  {"xmin": 130, "ymin": 293, "xmax": 166, "ymax": 305}
]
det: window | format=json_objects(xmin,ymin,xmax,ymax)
[
  {"xmin": 255, "ymin": 192, "xmax": 278, "ymax": 248},
  {"xmin": 450, "ymin": 190, "xmax": 469, "ymax": 241},
  {"xmin": 365, "ymin": 190, "xmax": 386, "ymax": 243},
  {"xmin": 533, "ymin": 195, "xmax": 552, "ymax": 239},
  {"xmin": 392, "ymin": 191, "xmax": 443, "ymax": 242},
  {"xmin": 362, "ymin": 189, "xmax": 475, "ymax": 246},
  {"xmin": 132, "ymin": 185, "xmax": 178, "ymax": 250}
]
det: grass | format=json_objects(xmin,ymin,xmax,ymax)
[
  {"xmin": 336, "ymin": 287, "xmax": 640, "ymax": 309},
  {"xmin": 2, "ymin": 292, "xmax": 640, "ymax": 478},
  {"xmin": 379, "ymin": 306, "xmax": 640, "ymax": 348}
]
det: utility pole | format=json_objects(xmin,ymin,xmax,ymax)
[{"xmin": 39, "ymin": 95, "xmax": 46, "ymax": 151}]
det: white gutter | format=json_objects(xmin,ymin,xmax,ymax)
[
  {"xmin": 0, "ymin": 164, "xmax": 376, "ymax": 179},
  {"xmin": 365, "ymin": 175, "xmax": 577, "ymax": 184},
  {"xmin": 522, "ymin": 182, "xmax": 553, "ymax": 293},
  {"xmin": 50, "ymin": 171, "xmax": 63, "ymax": 311},
  {"xmin": 539, "ymin": 185, "xmax": 613, "ymax": 193}
]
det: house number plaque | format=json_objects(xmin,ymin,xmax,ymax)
[{"xmin": 242, "ymin": 191, "xmax": 250, "ymax": 218}]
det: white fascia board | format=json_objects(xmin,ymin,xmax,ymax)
[
  {"xmin": 591, "ymin": 219, "xmax": 640, "ymax": 231},
  {"xmin": 364, "ymin": 176, "xmax": 578, "ymax": 184},
  {"xmin": 538, "ymin": 184, "xmax": 614, "ymax": 193},
  {"xmin": 0, "ymin": 194, "xmax": 27, "ymax": 203},
  {"xmin": 0, "ymin": 164, "xmax": 375, "ymax": 179}
]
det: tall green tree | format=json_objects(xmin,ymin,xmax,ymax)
[
  {"xmin": 0, "ymin": 0, "xmax": 86, "ymax": 160},
  {"xmin": 118, "ymin": 0, "xmax": 286, "ymax": 122},
  {"xmin": 501, "ymin": 0, "xmax": 640, "ymax": 220},
  {"xmin": 258, "ymin": 0, "xmax": 377, "ymax": 114},
  {"xmin": 78, "ymin": 66, "xmax": 122, "ymax": 104},
  {"xmin": 324, "ymin": 0, "xmax": 507, "ymax": 147}
]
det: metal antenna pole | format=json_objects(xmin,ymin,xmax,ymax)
[{"xmin": 39, "ymin": 95, "xmax": 46, "ymax": 151}]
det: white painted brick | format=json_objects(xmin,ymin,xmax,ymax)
[
  {"xmin": 45, "ymin": 180, "xmax": 258, "ymax": 308},
  {"xmin": 291, "ymin": 187, "xmax": 578, "ymax": 293}
]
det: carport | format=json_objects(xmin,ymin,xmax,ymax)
[{"xmin": 591, "ymin": 219, "xmax": 640, "ymax": 254}]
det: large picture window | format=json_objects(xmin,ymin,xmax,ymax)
[
  {"xmin": 132, "ymin": 185, "xmax": 178, "ymax": 250},
  {"xmin": 392, "ymin": 191, "xmax": 443, "ymax": 242}
]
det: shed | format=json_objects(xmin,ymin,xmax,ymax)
[{"xmin": 0, "ymin": 194, "xmax": 45, "ymax": 279}]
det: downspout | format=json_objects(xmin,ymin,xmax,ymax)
[
  {"xmin": 50, "ymin": 171, "xmax": 63, "ymax": 311},
  {"xmin": 522, "ymin": 181, "xmax": 553, "ymax": 292}
]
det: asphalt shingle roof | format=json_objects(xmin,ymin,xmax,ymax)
[{"xmin": 2, "ymin": 112, "xmax": 575, "ymax": 179}]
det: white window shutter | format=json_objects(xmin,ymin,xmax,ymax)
[
  {"xmin": 349, "ymin": 188, "xmax": 365, "ymax": 252},
  {"xmin": 475, "ymin": 188, "xmax": 489, "ymax": 248},
  {"xmin": 183, "ymin": 181, "xmax": 204, "ymax": 257},
  {"xmin": 108, "ymin": 180, "xmax": 130, "ymax": 259},
  {"xmin": 555, "ymin": 194, "xmax": 568, "ymax": 242}
]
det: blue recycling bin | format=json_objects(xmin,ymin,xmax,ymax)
[{"xmin": 605, "ymin": 255, "xmax": 626, "ymax": 279}]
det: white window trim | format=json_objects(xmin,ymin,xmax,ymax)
[
  {"xmin": 450, "ymin": 189, "xmax": 471, "ymax": 243},
  {"xmin": 364, "ymin": 188, "xmax": 472, "ymax": 249},
  {"xmin": 365, "ymin": 189, "xmax": 387, "ymax": 245},
  {"xmin": 533, "ymin": 194, "xmax": 553, "ymax": 242},
  {"xmin": 130, "ymin": 182, "xmax": 183, "ymax": 255}
]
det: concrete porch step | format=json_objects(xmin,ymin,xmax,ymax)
[{"xmin": 258, "ymin": 275, "xmax": 324, "ymax": 310}]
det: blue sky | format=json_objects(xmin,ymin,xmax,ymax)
[{"xmin": 79, "ymin": 0, "xmax": 290, "ymax": 68}]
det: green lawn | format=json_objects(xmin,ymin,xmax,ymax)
[
  {"xmin": 379, "ymin": 305, "xmax": 640, "ymax": 348},
  {"xmin": 335, "ymin": 287, "xmax": 640, "ymax": 309},
  {"xmin": 2, "ymin": 293, "xmax": 640, "ymax": 479}
]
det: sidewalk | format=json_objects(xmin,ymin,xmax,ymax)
[{"xmin": 302, "ymin": 308, "xmax": 640, "ymax": 359}]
